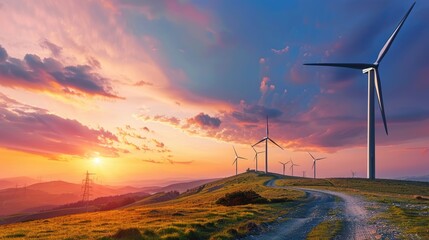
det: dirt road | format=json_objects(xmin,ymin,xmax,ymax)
[{"xmin": 244, "ymin": 179, "xmax": 379, "ymax": 240}]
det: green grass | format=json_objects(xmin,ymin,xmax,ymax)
[
  {"xmin": 306, "ymin": 207, "xmax": 343, "ymax": 240},
  {"xmin": 0, "ymin": 172, "xmax": 304, "ymax": 240}
]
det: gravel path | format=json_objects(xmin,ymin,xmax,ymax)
[{"xmin": 244, "ymin": 179, "xmax": 380, "ymax": 240}]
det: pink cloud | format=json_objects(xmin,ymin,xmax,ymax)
[
  {"xmin": 0, "ymin": 93, "xmax": 119, "ymax": 159},
  {"xmin": 0, "ymin": 45, "xmax": 122, "ymax": 99}
]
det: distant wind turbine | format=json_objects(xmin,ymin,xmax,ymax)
[
  {"xmin": 279, "ymin": 161, "xmax": 288, "ymax": 175},
  {"xmin": 304, "ymin": 2, "xmax": 415, "ymax": 180},
  {"xmin": 232, "ymin": 146, "xmax": 246, "ymax": 176},
  {"xmin": 252, "ymin": 146, "xmax": 264, "ymax": 172},
  {"xmin": 351, "ymin": 170, "xmax": 357, "ymax": 178},
  {"xmin": 308, "ymin": 152, "xmax": 326, "ymax": 179},
  {"xmin": 289, "ymin": 159, "xmax": 299, "ymax": 177},
  {"xmin": 252, "ymin": 116, "xmax": 284, "ymax": 173}
]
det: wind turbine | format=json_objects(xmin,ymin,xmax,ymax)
[
  {"xmin": 304, "ymin": 2, "xmax": 415, "ymax": 180},
  {"xmin": 308, "ymin": 152, "xmax": 326, "ymax": 179},
  {"xmin": 252, "ymin": 116, "xmax": 284, "ymax": 173},
  {"xmin": 351, "ymin": 170, "xmax": 357, "ymax": 178},
  {"xmin": 252, "ymin": 146, "xmax": 264, "ymax": 172},
  {"xmin": 289, "ymin": 159, "xmax": 299, "ymax": 177},
  {"xmin": 232, "ymin": 146, "xmax": 246, "ymax": 176},
  {"xmin": 279, "ymin": 161, "xmax": 288, "ymax": 175}
]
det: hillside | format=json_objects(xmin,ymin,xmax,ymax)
[
  {"xmin": 1, "ymin": 173, "xmax": 428, "ymax": 239},
  {"xmin": 0, "ymin": 172, "xmax": 304, "ymax": 239},
  {"xmin": 0, "ymin": 177, "xmax": 38, "ymax": 190},
  {"xmin": 0, "ymin": 181, "xmax": 141, "ymax": 216}
]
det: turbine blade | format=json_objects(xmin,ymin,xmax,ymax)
[
  {"xmin": 304, "ymin": 63, "xmax": 374, "ymax": 69},
  {"xmin": 308, "ymin": 152, "xmax": 316, "ymax": 160},
  {"xmin": 252, "ymin": 145, "xmax": 257, "ymax": 153},
  {"xmin": 374, "ymin": 70, "xmax": 389, "ymax": 135},
  {"xmin": 252, "ymin": 138, "xmax": 266, "ymax": 147},
  {"xmin": 232, "ymin": 159, "xmax": 237, "ymax": 165},
  {"xmin": 233, "ymin": 146, "xmax": 238, "ymax": 157},
  {"xmin": 238, "ymin": 157, "xmax": 247, "ymax": 160},
  {"xmin": 375, "ymin": 2, "xmax": 416, "ymax": 64},
  {"xmin": 268, "ymin": 138, "xmax": 284, "ymax": 150},
  {"xmin": 316, "ymin": 157, "xmax": 326, "ymax": 161}
]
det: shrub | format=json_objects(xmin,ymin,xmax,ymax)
[
  {"xmin": 110, "ymin": 228, "xmax": 143, "ymax": 240},
  {"xmin": 216, "ymin": 190, "xmax": 268, "ymax": 206}
]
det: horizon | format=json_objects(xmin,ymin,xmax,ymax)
[{"xmin": 1, "ymin": 0, "xmax": 428, "ymax": 186}]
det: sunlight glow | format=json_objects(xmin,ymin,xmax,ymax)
[{"xmin": 93, "ymin": 157, "xmax": 102, "ymax": 165}]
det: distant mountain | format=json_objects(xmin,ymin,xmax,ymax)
[
  {"xmin": 0, "ymin": 181, "xmax": 141, "ymax": 216},
  {"xmin": 403, "ymin": 174, "xmax": 429, "ymax": 182},
  {"xmin": 0, "ymin": 177, "xmax": 39, "ymax": 190}
]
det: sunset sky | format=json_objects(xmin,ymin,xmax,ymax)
[{"xmin": 0, "ymin": 0, "xmax": 428, "ymax": 186}]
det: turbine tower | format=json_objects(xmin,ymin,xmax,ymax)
[
  {"xmin": 289, "ymin": 159, "xmax": 299, "ymax": 177},
  {"xmin": 279, "ymin": 161, "xmax": 288, "ymax": 175},
  {"xmin": 308, "ymin": 152, "xmax": 326, "ymax": 179},
  {"xmin": 232, "ymin": 146, "xmax": 246, "ymax": 175},
  {"xmin": 304, "ymin": 2, "xmax": 415, "ymax": 180},
  {"xmin": 252, "ymin": 116, "xmax": 283, "ymax": 173},
  {"xmin": 252, "ymin": 146, "xmax": 264, "ymax": 172}
]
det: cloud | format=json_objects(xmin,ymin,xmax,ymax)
[
  {"xmin": 0, "ymin": 93, "xmax": 119, "ymax": 158},
  {"xmin": 0, "ymin": 45, "xmax": 122, "ymax": 99},
  {"xmin": 152, "ymin": 139, "xmax": 165, "ymax": 148},
  {"xmin": 168, "ymin": 159, "xmax": 193, "ymax": 165},
  {"xmin": 186, "ymin": 112, "xmax": 221, "ymax": 128},
  {"xmin": 271, "ymin": 45, "xmax": 289, "ymax": 55},
  {"xmin": 40, "ymin": 39, "xmax": 62, "ymax": 57},
  {"xmin": 142, "ymin": 159, "xmax": 163, "ymax": 164},
  {"xmin": 134, "ymin": 80, "xmax": 153, "ymax": 87}
]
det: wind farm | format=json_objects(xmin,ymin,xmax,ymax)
[{"xmin": 0, "ymin": 1, "xmax": 428, "ymax": 240}]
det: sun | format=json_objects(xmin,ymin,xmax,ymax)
[{"xmin": 93, "ymin": 157, "xmax": 102, "ymax": 165}]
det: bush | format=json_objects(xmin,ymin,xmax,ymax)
[
  {"xmin": 216, "ymin": 190, "xmax": 268, "ymax": 206},
  {"xmin": 110, "ymin": 228, "xmax": 143, "ymax": 240}
]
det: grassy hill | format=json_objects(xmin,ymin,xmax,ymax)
[
  {"xmin": 0, "ymin": 172, "xmax": 304, "ymax": 240},
  {"xmin": 1, "ymin": 174, "xmax": 428, "ymax": 239}
]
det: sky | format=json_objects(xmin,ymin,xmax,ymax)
[{"xmin": 0, "ymin": 0, "xmax": 428, "ymax": 186}]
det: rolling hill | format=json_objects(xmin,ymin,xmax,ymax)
[
  {"xmin": 0, "ymin": 172, "xmax": 427, "ymax": 239},
  {"xmin": 0, "ymin": 181, "xmax": 141, "ymax": 216}
]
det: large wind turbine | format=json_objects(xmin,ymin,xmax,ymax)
[
  {"xmin": 279, "ymin": 161, "xmax": 288, "ymax": 175},
  {"xmin": 289, "ymin": 159, "xmax": 299, "ymax": 177},
  {"xmin": 252, "ymin": 116, "xmax": 284, "ymax": 173},
  {"xmin": 304, "ymin": 2, "xmax": 415, "ymax": 180},
  {"xmin": 308, "ymin": 152, "xmax": 326, "ymax": 179},
  {"xmin": 232, "ymin": 146, "xmax": 246, "ymax": 176},
  {"xmin": 252, "ymin": 146, "xmax": 264, "ymax": 172}
]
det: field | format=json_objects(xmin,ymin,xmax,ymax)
[
  {"xmin": 0, "ymin": 172, "xmax": 304, "ymax": 240},
  {"xmin": 1, "ymin": 173, "xmax": 428, "ymax": 239}
]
